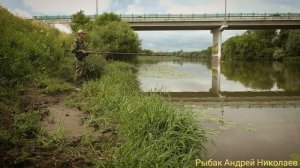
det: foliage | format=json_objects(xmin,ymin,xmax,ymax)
[
  {"xmin": 84, "ymin": 55, "xmax": 107, "ymax": 80},
  {"xmin": 68, "ymin": 62, "xmax": 207, "ymax": 167},
  {"xmin": 89, "ymin": 13, "xmax": 141, "ymax": 61},
  {"xmin": 70, "ymin": 10, "xmax": 92, "ymax": 32},
  {"xmin": 95, "ymin": 12, "xmax": 121, "ymax": 26},
  {"xmin": 222, "ymin": 31, "xmax": 274, "ymax": 60},
  {"xmin": 285, "ymin": 30, "xmax": 300, "ymax": 57},
  {"xmin": 222, "ymin": 29, "xmax": 300, "ymax": 60},
  {"xmin": 0, "ymin": 6, "xmax": 72, "ymax": 87},
  {"xmin": 173, "ymin": 47, "xmax": 212, "ymax": 58}
]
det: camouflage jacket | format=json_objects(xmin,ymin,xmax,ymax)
[{"xmin": 71, "ymin": 37, "xmax": 87, "ymax": 60}]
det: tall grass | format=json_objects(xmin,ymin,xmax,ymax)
[{"xmin": 68, "ymin": 62, "xmax": 207, "ymax": 167}]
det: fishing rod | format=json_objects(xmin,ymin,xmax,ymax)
[{"xmin": 88, "ymin": 51, "xmax": 147, "ymax": 55}]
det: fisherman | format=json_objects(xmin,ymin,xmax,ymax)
[{"xmin": 71, "ymin": 29, "xmax": 90, "ymax": 85}]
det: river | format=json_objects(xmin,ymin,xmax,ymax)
[{"xmin": 138, "ymin": 56, "xmax": 300, "ymax": 162}]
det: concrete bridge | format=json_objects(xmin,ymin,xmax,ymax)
[
  {"xmin": 34, "ymin": 13, "xmax": 300, "ymax": 30},
  {"xmin": 34, "ymin": 13, "xmax": 300, "ymax": 95}
]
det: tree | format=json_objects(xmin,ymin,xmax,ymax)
[
  {"xmin": 95, "ymin": 12, "xmax": 121, "ymax": 26},
  {"xmin": 89, "ymin": 13, "xmax": 141, "ymax": 61},
  {"xmin": 71, "ymin": 10, "xmax": 91, "ymax": 32},
  {"xmin": 222, "ymin": 30, "xmax": 275, "ymax": 60},
  {"xmin": 285, "ymin": 30, "xmax": 300, "ymax": 57}
]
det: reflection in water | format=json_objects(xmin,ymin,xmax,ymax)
[
  {"xmin": 138, "ymin": 57, "xmax": 300, "ymax": 161},
  {"xmin": 221, "ymin": 61, "xmax": 300, "ymax": 91},
  {"xmin": 138, "ymin": 58, "xmax": 300, "ymax": 92},
  {"xmin": 191, "ymin": 105, "xmax": 300, "ymax": 160}
]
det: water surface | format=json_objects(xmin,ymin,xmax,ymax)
[
  {"xmin": 138, "ymin": 58, "xmax": 300, "ymax": 92},
  {"xmin": 138, "ymin": 56, "xmax": 300, "ymax": 161}
]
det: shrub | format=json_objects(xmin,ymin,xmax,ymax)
[
  {"xmin": 89, "ymin": 13, "xmax": 141, "ymax": 61},
  {"xmin": 84, "ymin": 55, "xmax": 107, "ymax": 80}
]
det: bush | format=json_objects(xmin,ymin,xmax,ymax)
[
  {"xmin": 89, "ymin": 13, "xmax": 141, "ymax": 61},
  {"xmin": 84, "ymin": 55, "xmax": 107, "ymax": 80}
]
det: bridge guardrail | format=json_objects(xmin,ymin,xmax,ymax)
[{"xmin": 33, "ymin": 13, "xmax": 300, "ymax": 21}]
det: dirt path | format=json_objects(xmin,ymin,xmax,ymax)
[
  {"xmin": 22, "ymin": 87, "xmax": 89, "ymax": 141},
  {"xmin": 41, "ymin": 104, "xmax": 88, "ymax": 140}
]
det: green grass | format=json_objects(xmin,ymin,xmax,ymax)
[
  {"xmin": 37, "ymin": 124, "xmax": 67, "ymax": 150},
  {"xmin": 67, "ymin": 61, "xmax": 207, "ymax": 167},
  {"xmin": 13, "ymin": 111, "xmax": 42, "ymax": 138},
  {"xmin": 35, "ymin": 75, "xmax": 72, "ymax": 94}
]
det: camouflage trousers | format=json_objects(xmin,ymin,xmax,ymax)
[{"xmin": 74, "ymin": 59, "xmax": 85, "ymax": 85}]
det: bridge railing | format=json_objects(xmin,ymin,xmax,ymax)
[
  {"xmin": 33, "ymin": 13, "xmax": 300, "ymax": 21},
  {"xmin": 119, "ymin": 13, "xmax": 300, "ymax": 21}
]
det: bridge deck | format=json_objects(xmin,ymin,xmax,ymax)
[{"xmin": 33, "ymin": 13, "xmax": 300, "ymax": 30}]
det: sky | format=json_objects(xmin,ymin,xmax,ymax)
[{"xmin": 1, "ymin": 0, "xmax": 299, "ymax": 51}]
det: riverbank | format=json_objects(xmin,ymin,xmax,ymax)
[
  {"xmin": 0, "ymin": 7, "xmax": 208, "ymax": 167},
  {"xmin": 67, "ymin": 61, "xmax": 207, "ymax": 167},
  {"xmin": 0, "ymin": 61, "xmax": 208, "ymax": 167}
]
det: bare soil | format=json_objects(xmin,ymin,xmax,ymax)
[{"xmin": 41, "ymin": 104, "xmax": 88, "ymax": 140}]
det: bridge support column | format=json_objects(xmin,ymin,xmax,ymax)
[{"xmin": 210, "ymin": 26, "xmax": 226, "ymax": 95}]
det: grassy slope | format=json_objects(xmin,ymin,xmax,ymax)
[
  {"xmin": 0, "ymin": 7, "xmax": 207, "ymax": 167},
  {"xmin": 68, "ymin": 62, "xmax": 207, "ymax": 167}
]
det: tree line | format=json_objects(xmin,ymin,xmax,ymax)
[{"xmin": 222, "ymin": 29, "xmax": 300, "ymax": 61}]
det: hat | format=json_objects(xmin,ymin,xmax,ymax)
[{"xmin": 77, "ymin": 30, "xmax": 86, "ymax": 34}]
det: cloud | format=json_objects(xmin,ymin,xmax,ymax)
[
  {"xmin": 227, "ymin": 0, "xmax": 300, "ymax": 13},
  {"xmin": 23, "ymin": 0, "xmax": 111, "ymax": 15},
  {"xmin": 137, "ymin": 30, "xmax": 245, "ymax": 51},
  {"xmin": 126, "ymin": 0, "xmax": 145, "ymax": 13},
  {"xmin": 11, "ymin": 8, "xmax": 32, "ymax": 18},
  {"xmin": 160, "ymin": 0, "xmax": 225, "ymax": 13},
  {"xmin": 137, "ymin": 31, "xmax": 212, "ymax": 51}
]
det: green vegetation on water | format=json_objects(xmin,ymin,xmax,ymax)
[{"xmin": 0, "ymin": 7, "xmax": 208, "ymax": 167}]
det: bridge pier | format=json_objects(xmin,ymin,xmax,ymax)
[{"xmin": 210, "ymin": 26, "xmax": 226, "ymax": 95}]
